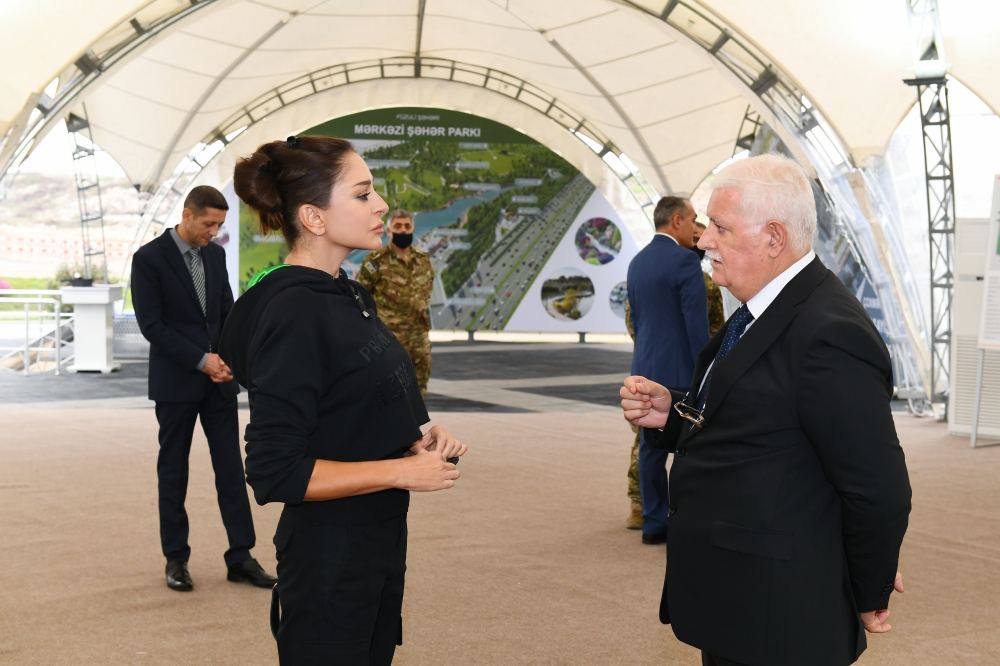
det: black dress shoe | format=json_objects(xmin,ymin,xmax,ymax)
[
  {"xmin": 165, "ymin": 560, "xmax": 193, "ymax": 591},
  {"xmin": 641, "ymin": 532, "xmax": 667, "ymax": 545},
  {"xmin": 227, "ymin": 557, "xmax": 277, "ymax": 588}
]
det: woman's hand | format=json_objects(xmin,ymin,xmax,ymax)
[
  {"xmin": 416, "ymin": 425, "xmax": 468, "ymax": 461},
  {"xmin": 396, "ymin": 446, "xmax": 460, "ymax": 492}
]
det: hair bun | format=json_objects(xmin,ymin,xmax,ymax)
[
  {"xmin": 233, "ymin": 147, "xmax": 284, "ymax": 232},
  {"xmin": 231, "ymin": 135, "xmax": 355, "ymax": 247}
]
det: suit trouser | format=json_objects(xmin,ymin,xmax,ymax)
[
  {"xmin": 638, "ymin": 428, "xmax": 669, "ymax": 537},
  {"xmin": 154, "ymin": 386, "xmax": 255, "ymax": 567},
  {"xmin": 272, "ymin": 513, "xmax": 407, "ymax": 665},
  {"xmin": 701, "ymin": 651, "xmax": 749, "ymax": 666}
]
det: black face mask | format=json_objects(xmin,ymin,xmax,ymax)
[
  {"xmin": 692, "ymin": 247, "xmax": 706, "ymax": 260},
  {"xmin": 391, "ymin": 233, "xmax": 413, "ymax": 249}
]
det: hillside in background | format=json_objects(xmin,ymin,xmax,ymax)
[{"xmin": 0, "ymin": 173, "xmax": 143, "ymax": 280}]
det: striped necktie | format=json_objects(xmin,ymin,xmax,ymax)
[{"xmin": 185, "ymin": 248, "xmax": 207, "ymax": 314}]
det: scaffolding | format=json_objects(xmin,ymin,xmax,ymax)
[
  {"xmin": 66, "ymin": 108, "xmax": 108, "ymax": 282},
  {"xmin": 904, "ymin": 77, "xmax": 955, "ymax": 407}
]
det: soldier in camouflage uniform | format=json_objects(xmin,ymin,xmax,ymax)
[
  {"xmin": 356, "ymin": 210, "xmax": 434, "ymax": 395},
  {"xmin": 622, "ymin": 224, "xmax": 723, "ymax": 531},
  {"xmin": 694, "ymin": 221, "xmax": 725, "ymax": 336},
  {"xmin": 624, "ymin": 300, "xmax": 643, "ymax": 530}
]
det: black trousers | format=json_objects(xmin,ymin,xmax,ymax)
[
  {"xmin": 154, "ymin": 384, "xmax": 254, "ymax": 566},
  {"xmin": 701, "ymin": 651, "xmax": 749, "ymax": 666},
  {"xmin": 272, "ymin": 514, "xmax": 407, "ymax": 665}
]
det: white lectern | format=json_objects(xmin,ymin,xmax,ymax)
[{"xmin": 60, "ymin": 284, "xmax": 124, "ymax": 373}]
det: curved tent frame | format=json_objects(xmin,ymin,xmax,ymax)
[{"xmin": 0, "ymin": 0, "xmax": 956, "ymax": 400}]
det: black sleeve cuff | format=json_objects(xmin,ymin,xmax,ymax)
[{"xmin": 642, "ymin": 390, "xmax": 687, "ymax": 452}]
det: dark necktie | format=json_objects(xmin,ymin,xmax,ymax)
[
  {"xmin": 185, "ymin": 248, "xmax": 207, "ymax": 314},
  {"xmin": 695, "ymin": 304, "xmax": 754, "ymax": 411}
]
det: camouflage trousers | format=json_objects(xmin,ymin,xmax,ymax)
[
  {"xmin": 627, "ymin": 424, "xmax": 640, "ymax": 503},
  {"xmin": 395, "ymin": 329, "xmax": 432, "ymax": 396}
]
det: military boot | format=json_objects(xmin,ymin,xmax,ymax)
[{"xmin": 625, "ymin": 500, "xmax": 643, "ymax": 530}]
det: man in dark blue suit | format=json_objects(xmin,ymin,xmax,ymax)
[
  {"xmin": 131, "ymin": 186, "xmax": 275, "ymax": 592},
  {"xmin": 626, "ymin": 196, "xmax": 709, "ymax": 544}
]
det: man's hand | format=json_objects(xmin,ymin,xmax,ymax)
[
  {"xmin": 860, "ymin": 571, "xmax": 905, "ymax": 634},
  {"xmin": 620, "ymin": 376, "xmax": 672, "ymax": 429},
  {"xmin": 201, "ymin": 353, "xmax": 233, "ymax": 383}
]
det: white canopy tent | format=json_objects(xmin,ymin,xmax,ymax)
[
  {"xmin": 3, "ymin": 0, "xmax": 996, "ymax": 196},
  {"xmin": 1, "ymin": 0, "xmax": 996, "ymax": 405}
]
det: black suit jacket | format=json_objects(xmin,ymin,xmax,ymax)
[
  {"xmin": 131, "ymin": 231, "xmax": 238, "ymax": 402},
  {"xmin": 648, "ymin": 257, "xmax": 911, "ymax": 666}
]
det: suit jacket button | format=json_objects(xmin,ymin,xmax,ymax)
[{"xmin": 677, "ymin": 446, "xmax": 687, "ymax": 456}]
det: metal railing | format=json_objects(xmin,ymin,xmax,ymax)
[{"xmin": 0, "ymin": 289, "xmax": 72, "ymax": 375}]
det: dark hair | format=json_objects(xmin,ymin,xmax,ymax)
[
  {"xmin": 183, "ymin": 185, "xmax": 229, "ymax": 213},
  {"xmin": 389, "ymin": 209, "xmax": 412, "ymax": 221},
  {"xmin": 652, "ymin": 196, "xmax": 688, "ymax": 230},
  {"xmin": 233, "ymin": 135, "xmax": 355, "ymax": 246}
]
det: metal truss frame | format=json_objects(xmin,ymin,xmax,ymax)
[
  {"xmin": 123, "ymin": 55, "xmax": 664, "ymax": 279},
  {"xmin": 65, "ymin": 107, "xmax": 108, "ymax": 282},
  {"xmin": 0, "ymin": 0, "xmax": 932, "ymax": 396},
  {"xmin": 905, "ymin": 77, "xmax": 955, "ymax": 405},
  {"xmin": 0, "ymin": 0, "xmax": 220, "ymax": 185}
]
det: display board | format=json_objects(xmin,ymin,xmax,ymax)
[
  {"xmin": 978, "ymin": 175, "xmax": 1000, "ymax": 350},
  {"xmin": 237, "ymin": 107, "xmax": 641, "ymax": 332}
]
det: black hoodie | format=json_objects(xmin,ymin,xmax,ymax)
[{"xmin": 219, "ymin": 265, "xmax": 428, "ymax": 525}]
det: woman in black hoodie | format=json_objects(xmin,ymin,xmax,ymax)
[{"xmin": 220, "ymin": 135, "xmax": 466, "ymax": 665}]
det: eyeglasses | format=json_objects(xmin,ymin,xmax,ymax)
[{"xmin": 673, "ymin": 400, "xmax": 705, "ymax": 428}]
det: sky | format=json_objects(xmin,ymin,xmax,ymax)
[{"xmin": 19, "ymin": 121, "xmax": 130, "ymax": 180}]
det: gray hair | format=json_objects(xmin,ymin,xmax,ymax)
[{"xmin": 711, "ymin": 154, "xmax": 816, "ymax": 253}]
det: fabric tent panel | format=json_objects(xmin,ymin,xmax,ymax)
[
  {"xmin": 169, "ymin": 107, "xmax": 246, "ymax": 161},
  {"xmin": 262, "ymin": 14, "xmax": 416, "ymax": 51},
  {"xmin": 627, "ymin": 0, "xmax": 670, "ymax": 14},
  {"xmin": 587, "ymin": 41, "xmax": 710, "ymax": 96},
  {"xmin": 80, "ymin": 86, "xmax": 189, "ymax": 145},
  {"xmin": 80, "ymin": 98, "xmax": 188, "ymax": 186},
  {"xmin": 941, "ymin": 2, "xmax": 1000, "ymax": 119},
  {"xmin": 612, "ymin": 70, "xmax": 743, "ymax": 129},
  {"xmin": 88, "ymin": 138, "xmax": 163, "ymax": 190},
  {"xmin": 506, "ymin": 0, "xmax": 617, "ymax": 32},
  {"xmin": 229, "ymin": 49, "xmax": 406, "ymax": 82},
  {"xmin": 180, "ymin": 0, "xmax": 291, "ymax": 48},
  {"xmin": 236, "ymin": 0, "xmax": 327, "ymax": 14},
  {"xmin": 426, "ymin": 0, "xmax": 532, "ymax": 29},
  {"xmin": 0, "ymin": 0, "xmax": 148, "ymax": 128},
  {"xmin": 139, "ymin": 31, "xmax": 246, "ymax": 78},
  {"xmin": 544, "ymin": 5, "xmax": 677, "ymax": 68},
  {"xmin": 417, "ymin": 47, "xmax": 594, "ymax": 100},
  {"xmin": 637, "ymin": 97, "xmax": 747, "ymax": 167},
  {"xmin": 641, "ymin": 95, "xmax": 747, "ymax": 149},
  {"xmin": 536, "ymin": 92, "xmax": 626, "ymax": 133},
  {"xmin": 310, "ymin": 0, "xmax": 423, "ymax": 17},
  {"xmin": 208, "ymin": 74, "xmax": 312, "ymax": 113},
  {"xmin": 422, "ymin": 16, "xmax": 559, "ymax": 65},
  {"xmin": 94, "ymin": 57, "xmax": 215, "ymax": 111},
  {"xmin": 704, "ymin": 0, "xmax": 914, "ymax": 159},
  {"xmin": 661, "ymin": 144, "xmax": 735, "ymax": 196}
]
